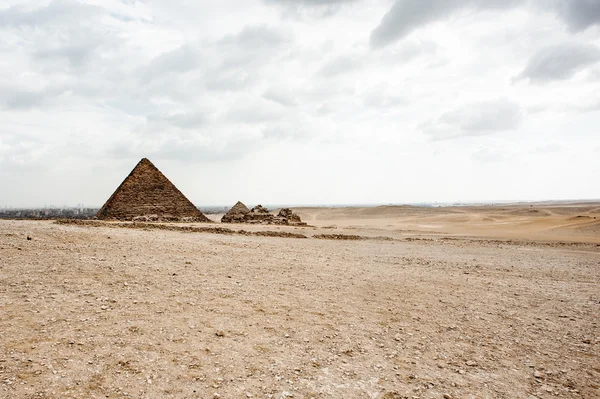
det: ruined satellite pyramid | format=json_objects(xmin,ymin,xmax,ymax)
[
  {"xmin": 221, "ymin": 201, "xmax": 250, "ymax": 223},
  {"xmin": 96, "ymin": 158, "xmax": 210, "ymax": 222},
  {"xmin": 220, "ymin": 202, "xmax": 306, "ymax": 225}
]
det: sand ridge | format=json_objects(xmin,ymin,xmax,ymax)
[{"xmin": 289, "ymin": 203, "xmax": 600, "ymax": 244}]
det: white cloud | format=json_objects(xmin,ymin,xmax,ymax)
[
  {"xmin": 318, "ymin": 54, "xmax": 363, "ymax": 76},
  {"xmin": 422, "ymin": 99, "xmax": 523, "ymax": 140},
  {"xmin": 515, "ymin": 42, "xmax": 600, "ymax": 83},
  {"xmin": 369, "ymin": 1, "xmax": 600, "ymax": 48},
  {"xmin": 263, "ymin": 86, "xmax": 298, "ymax": 107},
  {"xmin": 0, "ymin": 0, "xmax": 599, "ymax": 206},
  {"xmin": 370, "ymin": 0, "xmax": 527, "ymax": 48}
]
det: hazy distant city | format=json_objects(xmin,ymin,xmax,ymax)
[{"xmin": 0, "ymin": 203, "xmax": 467, "ymax": 220}]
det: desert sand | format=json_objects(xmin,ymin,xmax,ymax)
[{"xmin": 1, "ymin": 203, "xmax": 599, "ymax": 398}]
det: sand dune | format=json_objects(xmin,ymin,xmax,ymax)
[{"xmin": 291, "ymin": 203, "xmax": 600, "ymax": 243}]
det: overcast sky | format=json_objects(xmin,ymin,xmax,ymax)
[{"xmin": 1, "ymin": 0, "xmax": 599, "ymax": 207}]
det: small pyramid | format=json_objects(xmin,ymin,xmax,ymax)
[
  {"xmin": 96, "ymin": 158, "xmax": 210, "ymax": 222},
  {"xmin": 221, "ymin": 201, "xmax": 250, "ymax": 223}
]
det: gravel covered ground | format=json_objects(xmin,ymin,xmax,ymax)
[{"xmin": 1, "ymin": 219, "xmax": 599, "ymax": 399}]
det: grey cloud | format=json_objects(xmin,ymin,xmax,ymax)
[
  {"xmin": 145, "ymin": 24, "xmax": 293, "ymax": 106},
  {"xmin": 265, "ymin": 0, "xmax": 357, "ymax": 4},
  {"xmin": 138, "ymin": 74, "xmax": 205, "ymax": 104},
  {"xmin": 0, "ymin": 86, "xmax": 67, "ymax": 110},
  {"xmin": 363, "ymin": 90, "xmax": 406, "ymax": 108},
  {"xmin": 471, "ymin": 146, "xmax": 515, "ymax": 163},
  {"xmin": 263, "ymin": 0, "xmax": 359, "ymax": 18},
  {"xmin": 108, "ymin": 127, "xmax": 258, "ymax": 163},
  {"xmin": 526, "ymin": 94, "xmax": 600, "ymax": 114},
  {"xmin": 371, "ymin": 0, "xmax": 461, "ymax": 48},
  {"xmin": 0, "ymin": 132, "xmax": 49, "ymax": 169},
  {"xmin": 109, "ymin": 12, "xmax": 137, "ymax": 23},
  {"xmin": 217, "ymin": 26, "xmax": 291, "ymax": 70},
  {"xmin": 0, "ymin": 0, "xmax": 104, "ymax": 27},
  {"xmin": 138, "ymin": 25, "xmax": 291, "ymax": 99},
  {"xmin": 204, "ymin": 26, "xmax": 291, "ymax": 92},
  {"xmin": 380, "ymin": 39, "xmax": 438, "ymax": 64},
  {"xmin": 263, "ymin": 87, "xmax": 297, "ymax": 107},
  {"xmin": 0, "ymin": 89, "xmax": 46, "ymax": 110},
  {"xmin": 223, "ymin": 97, "xmax": 284, "ymax": 124},
  {"xmin": 422, "ymin": 99, "xmax": 523, "ymax": 139},
  {"xmin": 35, "ymin": 40, "xmax": 103, "ymax": 68},
  {"xmin": 577, "ymin": 99, "xmax": 600, "ymax": 113},
  {"xmin": 300, "ymin": 81, "xmax": 355, "ymax": 102},
  {"xmin": 203, "ymin": 69, "xmax": 254, "ymax": 92},
  {"xmin": 260, "ymin": 113, "xmax": 316, "ymax": 140},
  {"xmin": 141, "ymin": 45, "xmax": 203, "ymax": 84},
  {"xmin": 1, "ymin": 1, "xmax": 111, "ymax": 72},
  {"xmin": 370, "ymin": 0, "xmax": 600, "ymax": 48},
  {"xmin": 370, "ymin": 0, "xmax": 525, "ymax": 48},
  {"xmin": 155, "ymin": 139, "xmax": 250, "ymax": 163},
  {"xmin": 146, "ymin": 112, "xmax": 210, "ymax": 130},
  {"xmin": 556, "ymin": 0, "xmax": 600, "ymax": 31},
  {"xmin": 262, "ymin": 124, "xmax": 311, "ymax": 141},
  {"xmin": 109, "ymin": 138, "xmax": 248, "ymax": 164},
  {"xmin": 218, "ymin": 25, "xmax": 290, "ymax": 54},
  {"xmin": 315, "ymin": 103, "xmax": 335, "ymax": 116},
  {"xmin": 515, "ymin": 43, "xmax": 600, "ymax": 83},
  {"xmin": 318, "ymin": 55, "xmax": 363, "ymax": 77}
]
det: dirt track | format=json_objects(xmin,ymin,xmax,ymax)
[{"xmin": 1, "ymin": 207, "xmax": 599, "ymax": 398}]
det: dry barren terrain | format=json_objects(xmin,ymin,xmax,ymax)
[{"xmin": 1, "ymin": 203, "xmax": 599, "ymax": 398}]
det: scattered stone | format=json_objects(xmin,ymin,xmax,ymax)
[
  {"xmin": 314, "ymin": 234, "xmax": 363, "ymax": 240},
  {"xmin": 381, "ymin": 392, "xmax": 406, "ymax": 399},
  {"xmin": 244, "ymin": 205, "xmax": 274, "ymax": 224},
  {"xmin": 215, "ymin": 330, "xmax": 225, "ymax": 337},
  {"xmin": 275, "ymin": 208, "xmax": 306, "ymax": 226},
  {"xmin": 221, "ymin": 203, "xmax": 306, "ymax": 225}
]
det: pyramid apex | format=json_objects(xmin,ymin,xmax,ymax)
[
  {"xmin": 221, "ymin": 200, "xmax": 250, "ymax": 223},
  {"xmin": 134, "ymin": 158, "xmax": 158, "ymax": 170}
]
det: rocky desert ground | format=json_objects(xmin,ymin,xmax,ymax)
[{"xmin": 1, "ymin": 203, "xmax": 599, "ymax": 399}]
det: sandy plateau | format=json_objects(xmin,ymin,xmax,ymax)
[{"xmin": 1, "ymin": 203, "xmax": 599, "ymax": 399}]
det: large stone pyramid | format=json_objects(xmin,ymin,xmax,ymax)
[
  {"xmin": 221, "ymin": 201, "xmax": 250, "ymax": 223},
  {"xmin": 96, "ymin": 158, "xmax": 210, "ymax": 222}
]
